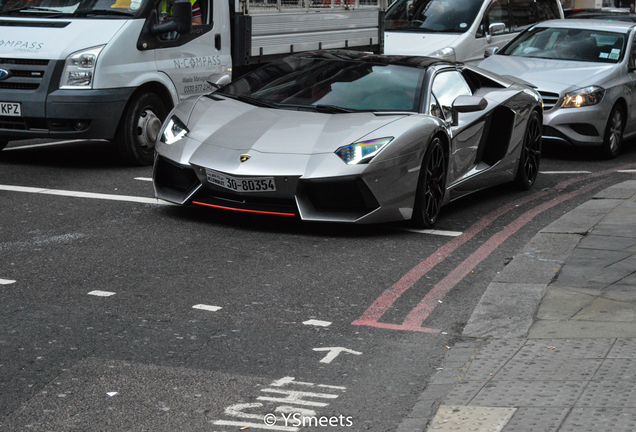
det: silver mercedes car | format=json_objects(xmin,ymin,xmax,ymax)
[
  {"xmin": 479, "ymin": 19, "xmax": 636, "ymax": 158},
  {"xmin": 153, "ymin": 51, "xmax": 542, "ymax": 226}
]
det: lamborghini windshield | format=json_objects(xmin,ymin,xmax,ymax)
[
  {"xmin": 0, "ymin": 0, "xmax": 144, "ymax": 16},
  {"xmin": 384, "ymin": 0, "xmax": 482, "ymax": 33},
  {"xmin": 216, "ymin": 55, "xmax": 424, "ymax": 113}
]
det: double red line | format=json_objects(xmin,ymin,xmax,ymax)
[{"xmin": 352, "ymin": 164, "xmax": 636, "ymax": 333}]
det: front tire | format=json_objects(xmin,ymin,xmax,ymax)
[
  {"xmin": 514, "ymin": 110, "xmax": 542, "ymax": 190},
  {"xmin": 412, "ymin": 137, "xmax": 447, "ymax": 228},
  {"xmin": 601, "ymin": 104, "xmax": 624, "ymax": 159},
  {"xmin": 115, "ymin": 92, "xmax": 167, "ymax": 166}
]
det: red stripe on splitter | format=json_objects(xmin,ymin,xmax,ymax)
[{"xmin": 192, "ymin": 201, "xmax": 297, "ymax": 217}]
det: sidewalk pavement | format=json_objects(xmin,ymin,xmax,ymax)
[{"xmin": 398, "ymin": 179, "xmax": 636, "ymax": 432}]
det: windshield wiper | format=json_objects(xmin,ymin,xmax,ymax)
[
  {"xmin": 217, "ymin": 94, "xmax": 280, "ymax": 109},
  {"xmin": 312, "ymin": 104, "xmax": 357, "ymax": 113},
  {"xmin": 71, "ymin": 9, "xmax": 133, "ymax": 17}
]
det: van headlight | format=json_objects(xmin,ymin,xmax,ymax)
[
  {"xmin": 429, "ymin": 47, "xmax": 456, "ymax": 62},
  {"xmin": 561, "ymin": 86, "xmax": 605, "ymax": 108},
  {"xmin": 60, "ymin": 45, "xmax": 105, "ymax": 89},
  {"xmin": 161, "ymin": 116, "xmax": 189, "ymax": 145}
]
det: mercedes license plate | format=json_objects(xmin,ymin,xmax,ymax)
[
  {"xmin": 0, "ymin": 102, "xmax": 21, "ymax": 117},
  {"xmin": 206, "ymin": 169, "xmax": 276, "ymax": 192}
]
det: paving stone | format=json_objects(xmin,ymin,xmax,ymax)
[
  {"xmin": 577, "ymin": 379, "xmax": 636, "ymax": 407},
  {"xmin": 536, "ymin": 287, "xmax": 596, "ymax": 321},
  {"xmin": 471, "ymin": 380, "xmax": 587, "ymax": 407},
  {"xmin": 572, "ymin": 297, "xmax": 636, "ymax": 322},
  {"xmin": 528, "ymin": 321, "xmax": 636, "ymax": 339},
  {"xmin": 578, "ymin": 235, "xmax": 636, "ymax": 251},
  {"xmin": 443, "ymin": 381, "xmax": 487, "ymax": 406},
  {"xmin": 592, "ymin": 358, "xmax": 636, "ymax": 381},
  {"xmin": 494, "ymin": 358, "xmax": 602, "ymax": 381},
  {"xmin": 607, "ymin": 339, "xmax": 636, "ymax": 358},
  {"xmin": 559, "ymin": 408, "xmax": 636, "ymax": 432},
  {"xmin": 501, "ymin": 407, "xmax": 570, "ymax": 432},
  {"xmin": 428, "ymin": 406, "xmax": 516, "ymax": 432},
  {"xmin": 462, "ymin": 340, "xmax": 525, "ymax": 380},
  {"xmin": 462, "ymin": 283, "xmax": 546, "ymax": 338},
  {"xmin": 516, "ymin": 339, "xmax": 614, "ymax": 359}
]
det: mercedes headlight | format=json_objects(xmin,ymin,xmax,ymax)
[
  {"xmin": 335, "ymin": 137, "xmax": 393, "ymax": 165},
  {"xmin": 60, "ymin": 45, "xmax": 105, "ymax": 89},
  {"xmin": 161, "ymin": 116, "xmax": 189, "ymax": 145},
  {"xmin": 428, "ymin": 47, "xmax": 456, "ymax": 62},
  {"xmin": 561, "ymin": 86, "xmax": 605, "ymax": 108}
]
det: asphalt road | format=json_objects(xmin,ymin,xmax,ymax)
[{"xmin": 1, "ymin": 139, "xmax": 636, "ymax": 432}]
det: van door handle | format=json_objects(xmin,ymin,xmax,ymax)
[{"xmin": 215, "ymin": 34, "xmax": 221, "ymax": 50}]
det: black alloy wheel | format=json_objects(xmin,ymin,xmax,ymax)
[
  {"xmin": 515, "ymin": 110, "xmax": 542, "ymax": 190},
  {"xmin": 413, "ymin": 136, "xmax": 446, "ymax": 228}
]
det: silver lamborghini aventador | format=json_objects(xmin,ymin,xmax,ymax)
[{"xmin": 153, "ymin": 51, "xmax": 542, "ymax": 226}]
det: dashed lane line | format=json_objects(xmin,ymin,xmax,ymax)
[
  {"xmin": 192, "ymin": 304, "xmax": 222, "ymax": 312},
  {"xmin": 0, "ymin": 279, "xmax": 16, "ymax": 285},
  {"xmin": 0, "ymin": 184, "xmax": 170, "ymax": 205}
]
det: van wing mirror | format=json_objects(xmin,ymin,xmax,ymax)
[
  {"xmin": 151, "ymin": 0, "xmax": 192, "ymax": 35},
  {"xmin": 451, "ymin": 95, "xmax": 488, "ymax": 126},
  {"xmin": 207, "ymin": 74, "xmax": 232, "ymax": 90},
  {"xmin": 489, "ymin": 23, "xmax": 506, "ymax": 36},
  {"xmin": 484, "ymin": 47, "xmax": 499, "ymax": 58}
]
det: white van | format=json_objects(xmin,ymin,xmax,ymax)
[
  {"xmin": 383, "ymin": 0, "xmax": 564, "ymax": 63},
  {"xmin": 0, "ymin": 0, "xmax": 383, "ymax": 165}
]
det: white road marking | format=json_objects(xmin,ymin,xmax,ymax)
[
  {"xmin": 213, "ymin": 420, "xmax": 298, "ymax": 431},
  {"xmin": 398, "ymin": 228, "xmax": 463, "ymax": 236},
  {"xmin": 618, "ymin": 170, "xmax": 636, "ymax": 173},
  {"xmin": 192, "ymin": 304, "xmax": 222, "ymax": 312},
  {"xmin": 302, "ymin": 319, "xmax": 331, "ymax": 327},
  {"xmin": 312, "ymin": 347, "xmax": 362, "ymax": 364},
  {"xmin": 0, "ymin": 279, "xmax": 16, "ymax": 285},
  {"xmin": 134, "ymin": 177, "xmax": 153, "ymax": 182},
  {"xmin": 539, "ymin": 171, "xmax": 592, "ymax": 174},
  {"xmin": 106, "ymin": 392, "xmax": 118, "ymax": 397},
  {"xmin": 4, "ymin": 140, "xmax": 105, "ymax": 151},
  {"xmin": 88, "ymin": 290, "xmax": 116, "ymax": 297},
  {"xmin": 0, "ymin": 184, "xmax": 171, "ymax": 205}
]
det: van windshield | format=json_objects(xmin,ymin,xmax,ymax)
[
  {"xmin": 0, "ymin": 0, "xmax": 143, "ymax": 16},
  {"xmin": 384, "ymin": 0, "xmax": 482, "ymax": 33}
]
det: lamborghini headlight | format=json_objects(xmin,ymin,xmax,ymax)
[
  {"xmin": 335, "ymin": 137, "xmax": 393, "ymax": 165},
  {"xmin": 161, "ymin": 116, "xmax": 189, "ymax": 145},
  {"xmin": 561, "ymin": 86, "xmax": 605, "ymax": 108},
  {"xmin": 60, "ymin": 45, "xmax": 104, "ymax": 89}
]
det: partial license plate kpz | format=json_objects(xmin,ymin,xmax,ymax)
[
  {"xmin": 206, "ymin": 169, "xmax": 276, "ymax": 192},
  {"xmin": 0, "ymin": 102, "xmax": 21, "ymax": 117}
]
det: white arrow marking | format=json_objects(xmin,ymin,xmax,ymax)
[{"xmin": 313, "ymin": 347, "xmax": 362, "ymax": 364}]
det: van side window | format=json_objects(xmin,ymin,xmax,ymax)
[
  {"xmin": 431, "ymin": 71, "xmax": 472, "ymax": 122},
  {"xmin": 511, "ymin": 0, "xmax": 560, "ymax": 31},
  {"xmin": 158, "ymin": 0, "xmax": 211, "ymax": 27},
  {"xmin": 477, "ymin": 0, "xmax": 510, "ymax": 38}
]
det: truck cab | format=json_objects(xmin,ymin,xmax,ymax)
[{"xmin": 0, "ymin": 0, "xmax": 382, "ymax": 165}]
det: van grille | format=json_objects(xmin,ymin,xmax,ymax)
[
  {"xmin": 539, "ymin": 91, "xmax": 560, "ymax": 111},
  {"xmin": 0, "ymin": 58, "xmax": 50, "ymax": 91}
]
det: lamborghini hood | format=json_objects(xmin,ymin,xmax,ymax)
[{"xmin": 185, "ymin": 96, "xmax": 409, "ymax": 155}]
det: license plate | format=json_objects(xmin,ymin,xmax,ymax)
[
  {"xmin": 206, "ymin": 169, "xmax": 276, "ymax": 192},
  {"xmin": 0, "ymin": 102, "xmax": 21, "ymax": 117}
]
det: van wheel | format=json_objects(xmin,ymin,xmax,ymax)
[
  {"xmin": 412, "ymin": 136, "xmax": 446, "ymax": 228},
  {"xmin": 601, "ymin": 104, "xmax": 623, "ymax": 159},
  {"xmin": 116, "ymin": 92, "xmax": 167, "ymax": 166},
  {"xmin": 514, "ymin": 110, "xmax": 542, "ymax": 190}
]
